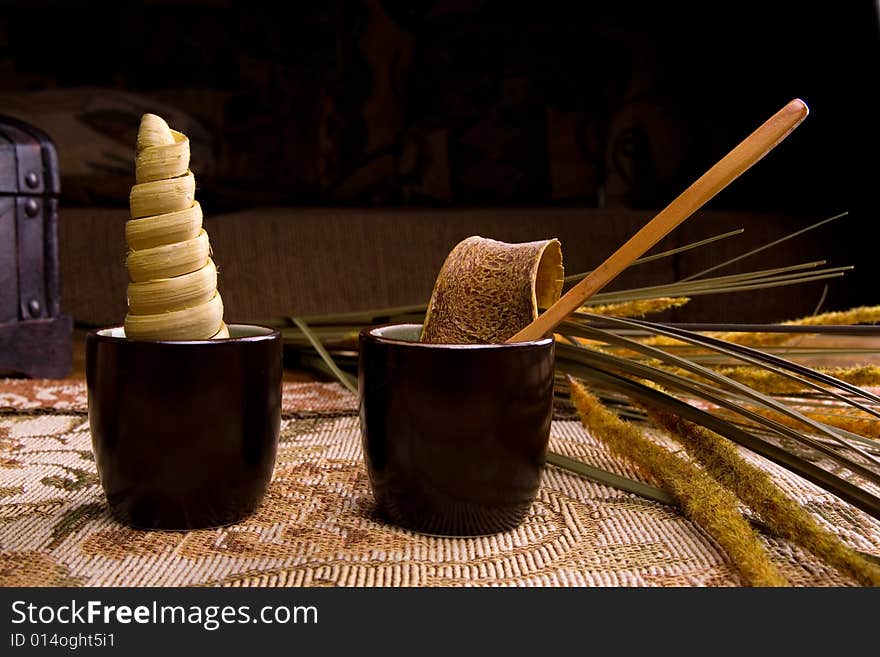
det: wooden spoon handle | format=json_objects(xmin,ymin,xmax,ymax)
[{"xmin": 507, "ymin": 98, "xmax": 809, "ymax": 343}]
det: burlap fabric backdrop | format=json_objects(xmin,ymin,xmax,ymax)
[{"xmin": 1, "ymin": 380, "xmax": 878, "ymax": 586}]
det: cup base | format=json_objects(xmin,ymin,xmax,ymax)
[
  {"xmin": 106, "ymin": 500, "xmax": 263, "ymax": 532},
  {"xmin": 375, "ymin": 484, "xmax": 537, "ymax": 537},
  {"xmin": 104, "ymin": 481, "xmax": 270, "ymax": 531}
]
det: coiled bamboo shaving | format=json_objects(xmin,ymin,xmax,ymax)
[{"xmin": 124, "ymin": 113, "xmax": 225, "ymax": 340}]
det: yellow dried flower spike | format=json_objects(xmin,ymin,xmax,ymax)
[
  {"xmin": 745, "ymin": 406, "xmax": 880, "ymax": 441},
  {"xmin": 650, "ymin": 410, "xmax": 880, "ymax": 586},
  {"xmin": 585, "ymin": 297, "xmax": 690, "ymax": 319},
  {"xmin": 788, "ymin": 305, "xmax": 880, "ymax": 328},
  {"xmin": 124, "ymin": 114, "xmax": 227, "ymax": 340},
  {"xmin": 568, "ymin": 378, "xmax": 787, "ymax": 586},
  {"xmin": 645, "ymin": 304, "xmax": 880, "ymax": 349},
  {"xmin": 715, "ymin": 365, "xmax": 880, "ymax": 396}
]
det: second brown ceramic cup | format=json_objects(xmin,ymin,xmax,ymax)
[
  {"xmin": 359, "ymin": 324, "xmax": 555, "ymax": 536},
  {"xmin": 86, "ymin": 324, "xmax": 282, "ymax": 530}
]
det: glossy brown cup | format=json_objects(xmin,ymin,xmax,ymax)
[
  {"xmin": 359, "ymin": 324, "xmax": 555, "ymax": 536},
  {"xmin": 86, "ymin": 324, "xmax": 282, "ymax": 530}
]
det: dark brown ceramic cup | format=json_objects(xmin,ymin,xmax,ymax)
[
  {"xmin": 359, "ymin": 324, "xmax": 555, "ymax": 536},
  {"xmin": 86, "ymin": 324, "xmax": 282, "ymax": 530}
]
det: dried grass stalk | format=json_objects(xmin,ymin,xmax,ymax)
[
  {"xmin": 650, "ymin": 409, "xmax": 880, "ymax": 586},
  {"xmin": 569, "ymin": 379, "xmax": 788, "ymax": 586}
]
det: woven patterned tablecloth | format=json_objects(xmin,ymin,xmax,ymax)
[{"xmin": 1, "ymin": 379, "xmax": 878, "ymax": 587}]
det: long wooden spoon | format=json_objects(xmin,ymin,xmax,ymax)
[{"xmin": 507, "ymin": 98, "xmax": 809, "ymax": 343}]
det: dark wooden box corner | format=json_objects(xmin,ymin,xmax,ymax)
[{"xmin": 1, "ymin": 114, "xmax": 72, "ymax": 378}]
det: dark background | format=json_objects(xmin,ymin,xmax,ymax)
[{"xmin": 1, "ymin": 0, "xmax": 877, "ymax": 306}]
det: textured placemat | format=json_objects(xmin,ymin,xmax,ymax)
[{"xmin": 1, "ymin": 379, "xmax": 878, "ymax": 587}]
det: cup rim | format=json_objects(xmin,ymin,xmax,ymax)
[
  {"xmin": 361, "ymin": 323, "xmax": 554, "ymax": 350},
  {"xmin": 87, "ymin": 323, "xmax": 280, "ymax": 345}
]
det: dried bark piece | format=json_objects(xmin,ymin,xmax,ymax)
[{"xmin": 421, "ymin": 236, "xmax": 564, "ymax": 344}]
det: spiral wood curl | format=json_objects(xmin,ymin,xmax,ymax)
[{"xmin": 124, "ymin": 114, "xmax": 228, "ymax": 340}]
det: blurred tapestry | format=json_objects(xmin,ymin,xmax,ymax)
[{"xmin": 0, "ymin": 0, "xmax": 695, "ymax": 211}]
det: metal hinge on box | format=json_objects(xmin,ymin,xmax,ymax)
[{"xmin": 0, "ymin": 115, "xmax": 72, "ymax": 378}]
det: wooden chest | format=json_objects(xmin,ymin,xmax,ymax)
[{"xmin": 0, "ymin": 115, "xmax": 72, "ymax": 378}]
